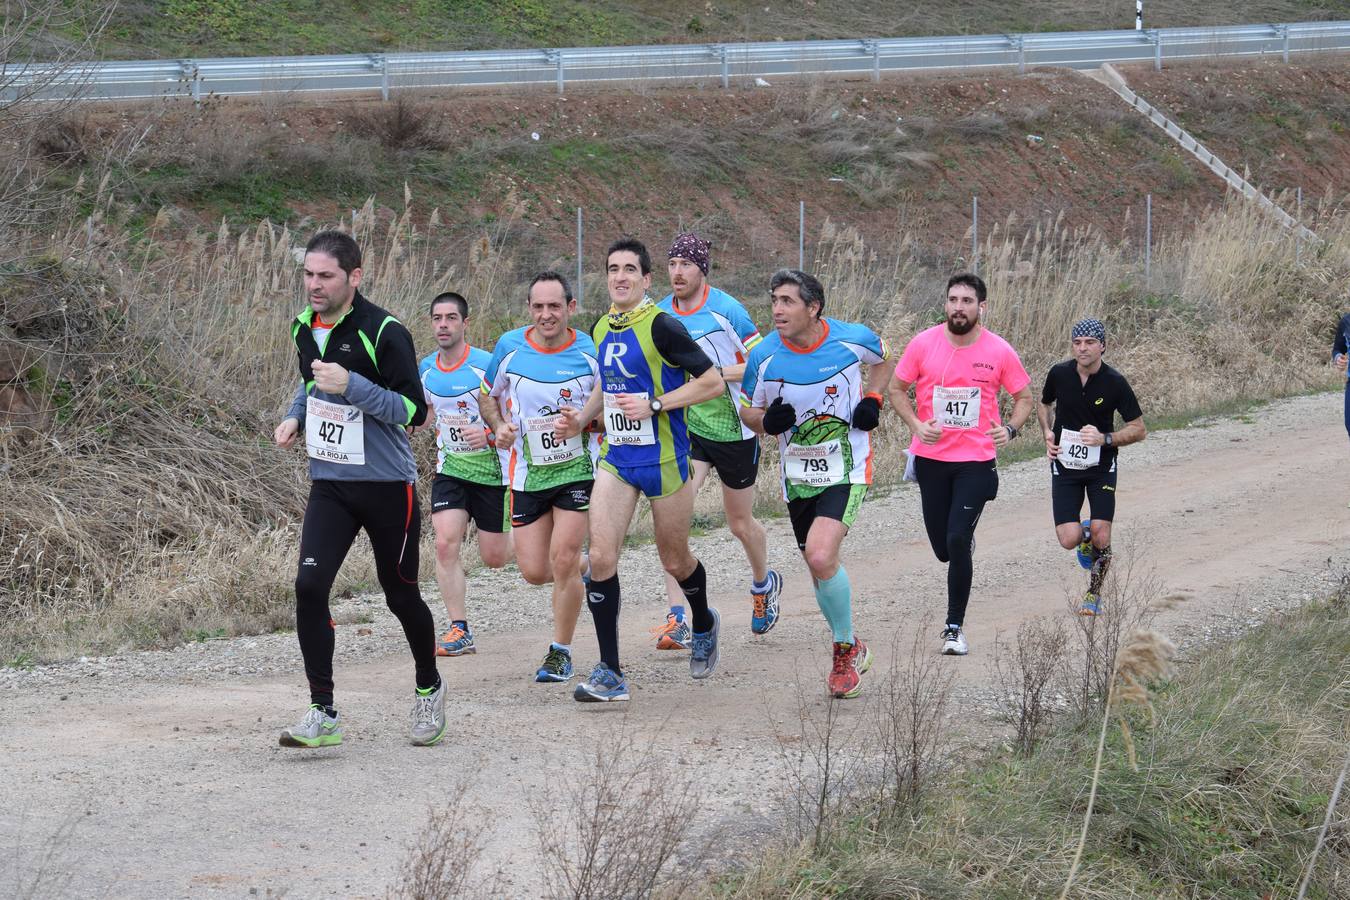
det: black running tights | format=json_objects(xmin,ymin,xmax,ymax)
[
  {"xmin": 913, "ymin": 456, "xmax": 999, "ymax": 628},
  {"xmin": 295, "ymin": 480, "xmax": 438, "ymax": 707}
]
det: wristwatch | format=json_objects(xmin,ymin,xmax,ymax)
[
  {"xmin": 1104, "ymin": 432, "xmax": 1114, "ymax": 447},
  {"xmin": 649, "ymin": 397, "xmax": 663, "ymax": 415},
  {"xmin": 1005, "ymin": 423, "xmax": 1019, "ymax": 440}
]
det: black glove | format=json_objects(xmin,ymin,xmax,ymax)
[
  {"xmin": 851, "ymin": 394, "xmax": 882, "ymax": 431},
  {"xmin": 762, "ymin": 396, "xmax": 797, "ymax": 435}
]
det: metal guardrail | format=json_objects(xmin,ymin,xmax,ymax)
[{"xmin": 5, "ymin": 20, "xmax": 1350, "ymax": 103}]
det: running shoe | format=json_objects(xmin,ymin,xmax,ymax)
[
  {"xmin": 436, "ymin": 624, "xmax": 476, "ymax": 657},
  {"xmin": 409, "ymin": 678, "xmax": 447, "ymax": 746},
  {"xmin": 651, "ymin": 610, "xmax": 692, "ymax": 650},
  {"xmin": 750, "ymin": 569, "xmax": 783, "ymax": 635},
  {"xmin": 535, "ymin": 645, "xmax": 574, "ymax": 683},
  {"xmin": 941, "ymin": 625, "xmax": 969, "ymax": 656},
  {"xmin": 1075, "ymin": 520, "xmax": 1095, "ymax": 569},
  {"xmin": 827, "ymin": 639, "xmax": 873, "ymax": 699},
  {"xmin": 1079, "ymin": 591, "xmax": 1102, "ymax": 616},
  {"xmin": 279, "ymin": 704, "xmax": 341, "ymax": 748},
  {"xmin": 573, "ymin": 662, "xmax": 630, "ymax": 702},
  {"xmin": 689, "ymin": 607, "xmax": 721, "ymax": 679}
]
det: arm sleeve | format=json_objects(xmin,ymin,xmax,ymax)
[
  {"xmin": 285, "ymin": 382, "xmax": 307, "ymax": 424},
  {"xmin": 1334, "ymin": 314, "xmax": 1350, "ymax": 357},
  {"xmin": 344, "ymin": 321, "xmax": 427, "ymax": 427},
  {"xmin": 1117, "ymin": 377, "xmax": 1143, "ymax": 422},
  {"xmin": 651, "ymin": 313, "xmax": 713, "ymax": 378},
  {"xmin": 728, "ymin": 302, "xmax": 762, "ymax": 353}
]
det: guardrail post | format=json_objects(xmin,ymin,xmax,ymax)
[
  {"xmin": 180, "ymin": 60, "xmax": 201, "ymax": 107},
  {"xmin": 368, "ymin": 54, "xmax": 389, "ymax": 101},
  {"xmin": 1010, "ymin": 35, "xmax": 1026, "ymax": 74},
  {"xmin": 798, "ymin": 201, "xmax": 805, "ymax": 269},
  {"xmin": 713, "ymin": 45, "xmax": 729, "ymax": 88},
  {"xmin": 1276, "ymin": 25, "xmax": 1290, "ymax": 63},
  {"xmin": 545, "ymin": 49, "xmax": 564, "ymax": 93},
  {"xmin": 1149, "ymin": 30, "xmax": 1162, "ymax": 70},
  {"xmin": 862, "ymin": 40, "xmax": 879, "ymax": 82}
]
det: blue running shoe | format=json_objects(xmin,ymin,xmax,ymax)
[
  {"xmin": 436, "ymin": 624, "xmax": 475, "ymax": 657},
  {"xmin": 573, "ymin": 662, "xmax": 630, "ymax": 702},
  {"xmin": 651, "ymin": 608, "xmax": 692, "ymax": 650},
  {"xmin": 535, "ymin": 645, "xmax": 574, "ymax": 683},
  {"xmin": 1075, "ymin": 520, "xmax": 1095, "ymax": 569},
  {"xmin": 750, "ymin": 570, "xmax": 783, "ymax": 635},
  {"xmin": 689, "ymin": 607, "xmax": 721, "ymax": 679},
  {"xmin": 1079, "ymin": 591, "xmax": 1102, "ymax": 616}
]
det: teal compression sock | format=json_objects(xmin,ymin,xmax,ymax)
[{"xmin": 813, "ymin": 565, "xmax": 854, "ymax": 645}]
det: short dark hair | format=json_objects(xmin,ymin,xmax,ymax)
[
  {"xmin": 770, "ymin": 268, "xmax": 826, "ymax": 320},
  {"xmin": 528, "ymin": 270, "xmax": 573, "ymax": 302},
  {"xmin": 430, "ymin": 291, "xmax": 468, "ymax": 318},
  {"xmin": 305, "ymin": 231, "xmax": 362, "ymax": 276},
  {"xmin": 946, "ymin": 272, "xmax": 987, "ymax": 303},
  {"xmin": 605, "ymin": 236, "xmax": 651, "ymax": 276}
]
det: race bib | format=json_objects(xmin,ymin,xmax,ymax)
[
  {"xmin": 784, "ymin": 440, "xmax": 846, "ymax": 486},
  {"xmin": 305, "ymin": 396, "xmax": 364, "ymax": 465},
  {"xmin": 603, "ymin": 392, "xmax": 656, "ymax": 446},
  {"xmin": 436, "ymin": 411, "xmax": 477, "ymax": 455},
  {"xmin": 524, "ymin": 414, "xmax": 582, "ymax": 465},
  {"xmin": 1058, "ymin": 428, "xmax": 1101, "ymax": 470},
  {"xmin": 933, "ymin": 385, "xmax": 980, "ymax": 429}
]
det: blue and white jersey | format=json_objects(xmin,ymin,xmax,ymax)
[
  {"xmin": 483, "ymin": 327, "xmax": 601, "ymax": 492},
  {"xmin": 658, "ymin": 284, "xmax": 763, "ymax": 442},
  {"xmin": 419, "ymin": 345, "xmax": 507, "ymax": 486},
  {"xmin": 741, "ymin": 318, "xmax": 889, "ymax": 500}
]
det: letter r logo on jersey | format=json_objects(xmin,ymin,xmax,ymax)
[{"xmin": 603, "ymin": 340, "xmax": 638, "ymax": 379}]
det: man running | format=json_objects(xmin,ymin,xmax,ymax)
[
  {"xmin": 557, "ymin": 237, "xmax": 724, "ymax": 702},
  {"xmin": 418, "ymin": 291, "xmax": 513, "ymax": 657},
  {"xmin": 273, "ymin": 230, "xmax": 445, "ymax": 748},
  {"xmin": 1037, "ymin": 318, "xmax": 1146, "ymax": 615},
  {"xmin": 889, "ymin": 273, "xmax": 1033, "ymax": 657},
  {"xmin": 654, "ymin": 232, "xmax": 780, "ymax": 648},
  {"xmin": 1333, "ymin": 311, "xmax": 1350, "ymax": 446},
  {"xmin": 740, "ymin": 269, "xmax": 890, "ymax": 699},
  {"xmin": 479, "ymin": 272, "xmax": 600, "ymax": 683}
]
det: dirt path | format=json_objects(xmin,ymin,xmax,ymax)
[{"xmin": 4, "ymin": 392, "xmax": 1348, "ymax": 898}]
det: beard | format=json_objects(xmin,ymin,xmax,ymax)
[{"xmin": 946, "ymin": 313, "xmax": 977, "ymax": 335}]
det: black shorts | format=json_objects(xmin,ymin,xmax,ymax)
[
  {"xmin": 689, "ymin": 432, "xmax": 760, "ymax": 490},
  {"xmin": 510, "ymin": 480, "xmax": 593, "ymax": 528},
  {"xmin": 786, "ymin": 483, "xmax": 868, "ymax": 550},
  {"xmin": 431, "ymin": 474, "xmax": 509, "ymax": 533},
  {"xmin": 1050, "ymin": 461, "xmax": 1117, "ymax": 525}
]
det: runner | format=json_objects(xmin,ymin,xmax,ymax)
[
  {"xmin": 654, "ymin": 233, "xmax": 780, "ymax": 649},
  {"xmin": 557, "ymin": 237, "xmax": 724, "ymax": 702},
  {"xmin": 272, "ymin": 230, "xmax": 445, "ymax": 748},
  {"xmin": 889, "ymin": 272, "xmax": 1033, "ymax": 657},
  {"xmin": 1333, "ymin": 311, "xmax": 1350, "ymax": 445},
  {"xmin": 479, "ymin": 271, "xmax": 600, "ymax": 683},
  {"xmin": 739, "ymin": 269, "xmax": 890, "ymax": 699},
  {"xmin": 417, "ymin": 291, "xmax": 513, "ymax": 658},
  {"xmin": 1037, "ymin": 318, "xmax": 1146, "ymax": 615}
]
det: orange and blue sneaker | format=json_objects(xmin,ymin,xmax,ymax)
[
  {"xmin": 651, "ymin": 606, "xmax": 692, "ymax": 650},
  {"xmin": 1079, "ymin": 591, "xmax": 1102, "ymax": 616},
  {"xmin": 1075, "ymin": 520, "xmax": 1095, "ymax": 569},
  {"xmin": 827, "ymin": 639, "xmax": 872, "ymax": 699},
  {"xmin": 750, "ymin": 569, "xmax": 783, "ymax": 635},
  {"xmin": 436, "ymin": 624, "xmax": 475, "ymax": 657}
]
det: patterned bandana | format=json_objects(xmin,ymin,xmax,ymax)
[
  {"xmin": 667, "ymin": 232, "xmax": 710, "ymax": 275},
  {"xmin": 606, "ymin": 296, "xmax": 656, "ymax": 330},
  {"xmin": 1071, "ymin": 317, "xmax": 1106, "ymax": 346}
]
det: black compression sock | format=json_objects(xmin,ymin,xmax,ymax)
[
  {"xmin": 586, "ymin": 573, "xmax": 622, "ymax": 672},
  {"xmin": 1088, "ymin": 545, "xmax": 1112, "ymax": 594},
  {"xmin": 678, "ymin": 561, "xmax": 713, "ymax": 633}
]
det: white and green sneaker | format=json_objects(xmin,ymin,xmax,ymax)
[
  {"xmin": 410, "ymin": 678, "xmax": 447, "ymax": 746},
  {"xmin": 279, "ymin": 704, "xmax": 342, "ymax": 748}
]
